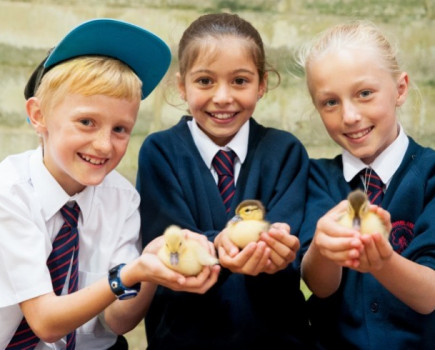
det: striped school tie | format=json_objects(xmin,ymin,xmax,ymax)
[
  {"xmin": 7, "ymin": 203, "xmax": 80, "ymax": 350},
  {"xmin": 361, "ymin": 168, "xmax": 384, "ymax": 205},
  {"xmin": 212, "ymin": 150, "xmax": 237, "ymax": 213}
]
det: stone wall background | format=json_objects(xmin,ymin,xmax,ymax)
[{"xmin": 0, "ymin": 0, "xmax": 434, "ymax": 183}]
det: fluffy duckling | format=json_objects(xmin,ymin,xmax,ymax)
[
  {"xmin": 337, "ymin": 189, "xmax": 389, "ymax": 239},
  {"xmin": 226, "ymin": 199, "xmax": 270, "ymax": 248},
  {"xmin": 158, "ymin": 225, "xmax": 219, "ymax": 276}
]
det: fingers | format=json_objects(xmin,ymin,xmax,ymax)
[
  {"xmin": 357, "ymin": 233, "xmax": 393, "ymax": 272},
  {"xmin": 183, "ymin": 229, "xmax": 211, "ymax": 248},
  {"xmin": 142, "ymin": 235, "xmax": 165, "ymax": 254},
  {"xmin": 372, "ymin": 233, "xmax": 393, "ymax": 260},
  {"xmin": 214, "ymin": 228, "xmax": 239, "ymax": 257},
  {"xmin": 154, "ymin": 260, "xmax": 220, "ymax": 294},
  {"xmin": 311, "ymin": 201, "xmax": 364, "ymax": 267},
  {"xmin": 241, "ymin": 242, "xmax": 270, "ymax": 275},
  {"xmin": 270, "ymin": 222, "xmax": 290, "ymax": 232},
  {"xmin": 317, "ymin": 237, "xmax": 362, "ymax": 267},
  {"xmin": 369, "ymin": 205, "xmax": 392, "ymax": 233},
  {"xmin": 217, "ymin": 241, "xmax": 270, "ymax": 276},
  {"xmin": 259, "ymin": 227, "xmax": 299, "ymax": 271},
  {"xmin": 179, "ymin": 265, "xmax": 221, "ymax": 294},
  {"xmin": 137, "ymin": 247, "xmax": 220, "ymax": 294}
]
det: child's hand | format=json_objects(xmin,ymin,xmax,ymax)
[
  {"xmin": 214, "ymin": 227, "xmax": 240, "ymax": 257},
  {"xmin": 215, "ymin": 228, "xmax": 271, "ymax": 275},
  {"xmin": 314, "ymin": 200, "xmax": 363, "ymax": 268},
  {"xmin": 138, "ymin": 236, "xmax": 220, "ymax": 294},
  {"xmin": 357, "ymin": 205, "xmax": 393, "ymax": 272},
  {"xmin": 171, "ymin": 265, "xmax": 221, "ymax": 294},
  {"xmin": 354, "ymin": 205, "xmax": 393, "ymax": 272},
  {"xmin": 367, "ymin": 203, "xmax": 393, "ymax": 236},
  {"xmin": 259, "ymin": 222, "xmax": 300, "ymax": 274},
  {"xmin": 355, "ymin": 233, "xmax": 394, "ymax": 273}
]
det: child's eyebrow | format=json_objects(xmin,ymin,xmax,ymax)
[
  {"xmin": 313, "ymin": 90, "xmax": 334, "ymax": 99},
  {"xmin": 189, "ymin": 68, "xmax": 256, "ymax": 76},
  {"xmin": 188, "ymin": 69, "xmax": 213, "ymax": 75},
  {"xmin": 232, "ymin": 69, "xmax": 256, "ymax": 76}
]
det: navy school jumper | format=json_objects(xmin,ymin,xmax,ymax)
[
  {"xmin": 137, "ymin": 116, "xmax": 312, "ymax": 350},
  {"xmin": 299, "ymin": 137, "xmax": 435, "ymax": 350}
]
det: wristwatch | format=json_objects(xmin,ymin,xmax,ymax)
[{"xmin": 108, "ymin": 263, "xmax": 141, "ymax": 300}]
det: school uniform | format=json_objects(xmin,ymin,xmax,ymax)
[
  {"xmin": 0, "ymin": 147, "xmax": 141, "ymax": 350},
  {"xmin": 137, "ymin": 115, "xmax": 312, "ymax": 350},
  {"xmin": 299, "ymin": 127, "xmax": 435, "ymax": 349}
]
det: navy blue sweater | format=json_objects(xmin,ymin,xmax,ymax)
[
  {"xmin": 137, "ymin": 116, "xmax": 312, "ymax": 349},
  {"xmin": 299, "ymin": 137, "xmax": 435, "ymax": 350}
]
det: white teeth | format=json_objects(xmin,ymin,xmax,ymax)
[
  {"xmin": 347, "ymin": 128, "xmax": 371, "ymax": 139},
  {"xmin": 81, "ymin": 155, "xmax": 106, "ymax": 165},
  {"xmin": 210, "ymin": 113, "xmax": 235, "ymax": 120}
]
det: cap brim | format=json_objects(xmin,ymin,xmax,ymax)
[{"xmin": 42, "ymin": 18, "xmax": 171, "ymax": 100}]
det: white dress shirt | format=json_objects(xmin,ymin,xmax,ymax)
[{"xmin": 0, "ymin": 147, "xmax": 141, "ymax": 349}]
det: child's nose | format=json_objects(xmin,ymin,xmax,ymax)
[
  {"xmin": 212, "ymin": 84, "xmax": 233, "ymax": 104},
  {"xmin": 93, "ymin": 129, "xmax": 112, "ymax": 153},
  {"xmin": 342, "ymin": 101, "xmax": 361, "ymax": 124}
]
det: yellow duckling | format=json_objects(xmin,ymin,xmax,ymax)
[
  {"xmin": 158, "ymin": 225, "xmax": 219, "ymax": 276},
  {"xmin": 337, "ymin": 189, "xmax": 389, "ymax": 239},
  {"xmin": 226, "ymin": 199, "xmax": 270, "ymax": 248}
]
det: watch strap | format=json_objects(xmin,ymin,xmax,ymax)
[{"xmin": 108, "ymin": 263, "xmax": 140, "ymax": 300}]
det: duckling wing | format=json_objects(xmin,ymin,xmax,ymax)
[
  {"xmin": 188, "ymin": 240, "xmax": 219, "ymax": 267},
  {"xmin": 360, "ymin": 212, "xmax": 389, "ymax": 239}
]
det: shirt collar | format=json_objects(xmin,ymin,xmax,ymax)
[
  {"xmin": 188, "ymin": 118, "xmax": 249, "ymax": 168},
  {"xmin": 342, "ymin": 124, "xmax": 408, "ymax": 185},
  {"xmin": 29, "ymin": 146, "xmax": 94, "ymax": 223}
]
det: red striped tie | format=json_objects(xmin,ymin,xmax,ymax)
[
  {"xmin": 362, "ymin": 168, "xmax": 384, "ymax": 205},
  {"xmin": 212, "ymin": 150, "xmax": 237, "ymax": 213},
  {"xmin": 7, "ymin": 203, "xmax": 80, "ymax": 350}
]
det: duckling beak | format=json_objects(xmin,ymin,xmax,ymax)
[
  {"xmin": 230, "ymin": 214, "xmax": 242, "ymax": 223},
  {"xmin": 170, "ymin": 252, "xmax": 179, "ymax": 266},
  {"xmin": 352, "ymin": 216, "xmax": 361, "ymax": 230}
]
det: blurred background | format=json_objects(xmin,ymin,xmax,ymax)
[{"xmin": 0, "ymin": 0, "xmax": 433, "ymax": 348}]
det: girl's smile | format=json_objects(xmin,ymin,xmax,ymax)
[{"xmin": 344, "ymin": 126, "xmax": 374, "ymax": 140}]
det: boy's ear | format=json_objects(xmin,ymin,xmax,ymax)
[
  {"xmin": 26, "ymin": 97, "xmax": 46, "ymax": 134},
  {"xmin": 176, "ymin": 72, "xmax": 186, "ymax": 101},
  {"xmin": 396, "ymin": 72, "xmax": 409, "ymax": 107}
]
